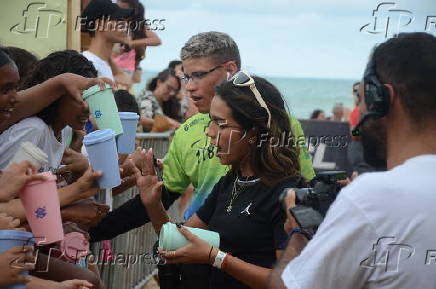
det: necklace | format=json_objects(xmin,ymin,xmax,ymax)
[
  {"xmin": 226, "ymin": 176, "xmax": 260, "ymax": 213},
  {"xmin": 226, "ymin": 179, "xmax": 240, "ymax": 213}
]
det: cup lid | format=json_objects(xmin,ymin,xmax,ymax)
[
  {"xmin": 21, "ymin": 142, "xmax": 49, "ymax": 164},
  {"xmin": 119, "ymin": 112, "xmax": 140, "ymax": 120},
  {"xmin": 83, "ymin": 129, "xmax": 115, "ymax": 145},
  {"xmin": 0, "ymin": 230, "xmax": 34, "ymax": 242},
  {"xmin": 83, "ymin": 84, "xmax": 112, "ymax": 100},
  {"xmin": 60, "ymin": 232, "xmax": 89, "ymax": 260},
  {"xmin": 24, "ymin": 171, "xmax": 57, "ymax": 186}
]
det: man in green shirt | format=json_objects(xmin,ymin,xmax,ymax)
[{"xmin": 163, "ymin": 31, "xmax": 315, "ymax": 219}]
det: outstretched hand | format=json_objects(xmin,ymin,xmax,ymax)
[
  {"xmin": 59, "ymin": 148, "xmax": 89, "ymax": 180},
  {"xmin": 76, "ymin": 167, "xmax": 102, "ymax": 200},
  {"xmin": 130, "ymin": 148, "xmax": 163, "ymax": 206},
  {"xmin": 58, "ymin": 73, "xmax": 116, "ymax": 106}
]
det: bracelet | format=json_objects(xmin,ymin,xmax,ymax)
[
  {"xmin": 208, "ymin": 246, "xmax": 214, "ymax": 264},
  {"xmin": 212, "ymin": 250, "xmax": 227, "ymax": 269},
  {"xmin": 221, "ymin": 252, "xmax": 231, "ymax": 270},
  {"xmin": 289, "ymin": 228, "xmax": 312, "ymax": 240}
]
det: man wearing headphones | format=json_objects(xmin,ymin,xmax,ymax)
[{"xmin": 269, "ymin": 32, "xmax": 436, "ymax": 288}]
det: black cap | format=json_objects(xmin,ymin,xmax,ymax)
[{"xmin": 82, "ymin": 0, "xmax": 134, "ymax": 31}]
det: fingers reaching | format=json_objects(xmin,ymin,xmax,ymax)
[
  {"xmin": 27, "ymin": 173, "xmax": 48, "ymax": 183},
  {"xmin": 129, "ymin": 159, "xmax": 142, "ymax": 179},
  {"xmin": 145, "ymin": 148, "xmax": 155, "ymax": 176},
  {"xmin": 177, "ymin": 225, "xmax": 197, "ymax": 242}
]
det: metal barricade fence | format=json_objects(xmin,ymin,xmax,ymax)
[{"xmin": 95, "ymin": 132, "xmax": 181, "ymax": 289}]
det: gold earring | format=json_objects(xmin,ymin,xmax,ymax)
[{"xmin": 248, "ymin": 138, "xmax": 255, "ymax": 144}]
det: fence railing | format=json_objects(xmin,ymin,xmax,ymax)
[{"xmin": 95, "ymin": 131, "xmax": 179, "ymax": 289}]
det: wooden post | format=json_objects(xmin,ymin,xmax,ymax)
[{"xmin": 67, "ymin": 0, "xmax": 81, "ymax": 51}]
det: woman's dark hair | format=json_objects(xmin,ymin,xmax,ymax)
[
  {"xmin": 215, "ymin": 76, "xmax": 301, "ymax": 185},
  {"xmin": 22, "ymin": 50, "xmax": 97, "ymax": 125},
  {"xmin": 168, "ymin": 60, "xmax": 182, "ymax": 70},
  {"xmin": 114, "ymin": 89, "xmax": 140, "ymax": 116},
  {"xmin": 146, "ymin": 68, "xmax": 180, "ymax": 92},
  {"xmin": 0, "ymin": 47, "xmax": 38, "ymax": 88},
  {"xmin": 310, "ymin": 109, "xmax": 324, "ymax": 119},
  {"xmin": 0, "ymin": 49, "xmax": 13, "ymax": 69}
]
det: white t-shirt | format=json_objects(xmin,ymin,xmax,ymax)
[
  {"xmin": 82, "ymin": 51, "xmax": 114, "ymax": 81},
  {"xmin": 0, "ymin": 117, "xmax": 64, "ymax": 171},
  {"xmin": 282, "ymin": 155, "xmax": 436, "ymax": 289}
]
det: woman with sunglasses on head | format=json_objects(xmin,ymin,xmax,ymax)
[{"xmin": 132, "ymin": 72, "xmax": 306, "ymax": 289}]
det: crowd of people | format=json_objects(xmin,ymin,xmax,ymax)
[{"xmin": 1, "ymin": 0, "xmax": 435, "ymax": 288}]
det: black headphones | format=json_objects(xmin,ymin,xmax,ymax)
[{"xmin": 352, "ymin": 47, "xmax": 390, "ymax": 136}]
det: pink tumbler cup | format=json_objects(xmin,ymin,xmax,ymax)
[{"xmin": 19, "ymin": 172, "xmax": 64, "ymax": 245}]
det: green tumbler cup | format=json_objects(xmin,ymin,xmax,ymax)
[
  {"xmin": 158, "ymin": 222, "xmax": 220, "ymax": 251},
  {"xmin": 83, "ymin": 84, "xmax": 123, "ymax": 136}
]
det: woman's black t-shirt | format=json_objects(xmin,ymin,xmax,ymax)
[{"xmin": 196, "ymin": 173, "xmax": 304, "ymax": 289}]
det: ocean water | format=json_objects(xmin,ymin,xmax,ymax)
[{"xmin": 133, "ymin": 71, "xmax": 357, "ymax": 119}]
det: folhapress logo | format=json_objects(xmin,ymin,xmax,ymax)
[
  {"xmin": 360, "ymin": 2, "xmax": 436, "ymax": 38},
  {"xmin": 360, "ymin": 2, "xmax": 414, "ymax": 38},
  {"xmin": 9, "ymin": 2, "xmax": 65, "ymax": 39}
]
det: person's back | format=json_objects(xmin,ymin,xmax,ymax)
[
  {"xmin": 275, "ymin": 32, "xmax": 436, "ymax": 289},
  {"xmin": 283, "ymin": 155, "xmax": 436, "ymax": 288},
  {"xmin": 355, "ymin": 155, "xmax": 436, "ymax": 288}
]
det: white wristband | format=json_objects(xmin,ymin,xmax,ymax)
[{"xmin": 212, "ymin": 250, "xmax": 227, "ymax": 269}]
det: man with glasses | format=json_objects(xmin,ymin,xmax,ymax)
[{"xmin": 163, "ymin": 32, "xmax": 316, "ymax": 220}]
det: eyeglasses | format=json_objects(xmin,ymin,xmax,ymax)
[
  {"xmin": 207, "ymin": 118, "xmax": 242, "ymax": 131},
  {"xmin": 231, "ymin": 71, "xmax": 272, "ymax": 129},
  {"xmin": 180, "ymin": 65, "xmax": 223, "ymax": 84}
]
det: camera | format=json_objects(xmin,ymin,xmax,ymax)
[{"xmin": 279, "ymin": 171, "xmax": 346, "ymax": 230}]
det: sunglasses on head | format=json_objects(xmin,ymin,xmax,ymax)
[{"xmin": 231, "ymin": 71, "xmax": 272, "ymax": 129}]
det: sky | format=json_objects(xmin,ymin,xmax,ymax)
[{"xmin": 138, "ymin": 0, "xmax": 436, "ymax": 79}]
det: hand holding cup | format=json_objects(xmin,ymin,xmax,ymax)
[
  {"xmin": 0, "ymin": 246, "xmax": 34, "ymax": 287},
  {"xmin": 0, "ymin": 161, "xmax": 47, "ymax": 202},
  {"xmin": 76, "ymin": 167, "xmax": 102, "ymax": 200}
]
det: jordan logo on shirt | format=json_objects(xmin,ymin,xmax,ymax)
[{"xmin": 241, "ymin": 203, "xmax": 252, "ymax": 215}]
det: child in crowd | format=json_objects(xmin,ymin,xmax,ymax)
[
  {"xmin": 0, "ymin": 49, "xmax": 98, "ymax": 289},
  {"xmin": 0, "ymin": 50, "xmax": 97, "ymax": 171},
  {"xmin": 0, "ymin": 50, "xmax": 102, "ymax": 221},
  {"xmin": 0, "ymin": 46, "xmax": 38, "ymax": 89}
]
